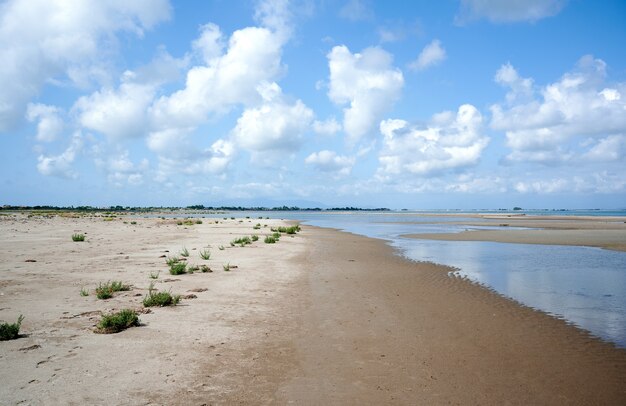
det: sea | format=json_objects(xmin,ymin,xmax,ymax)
[{"xmin": 148, "ymin": 209, "xmax": 626, "ymax": 348}]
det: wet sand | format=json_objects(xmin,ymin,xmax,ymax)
[
  {"xmin": 1, "ymin": 214, "xmax": 625, "ymax": 404},
  {"xmin": 403, "ymin": 214, "xmax": 626, "ymax": 252}
]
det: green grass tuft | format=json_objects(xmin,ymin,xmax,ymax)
[
  {"xmin": 251, "ymin": 235, "xmax": 259, "ymax": 242},
  {"xmin": 264, "ymin": 235, "xmax": 277, "ymax": 244},
  {"xmin": 71, "ymin": 233, "xmax": 85, "ymax": 242},
  {"xmin": 96, "ymin": 309, "xmax": 139, "ymax": 334},
  {"xmin": 95, "ymin": 281, "xmax": 131, "ymax": 299},
  {"xmin": 180, "ymin": 247, "xmax": 190, "ymax": 257},
  {"xmin": 149, "ymin": 271, "xmax": 160, "ymax": 279},
  {"xmin": 223, "ymin": 263, "xmax": 231, "ymax": 272},
  {"xmin": 199, "ymin": 249, "xmax": 211, "ymax": 260},
  {"xmin": 80, "ymin": 287, "xmax": 89, "ymax": 297},
  {"xmin": 0, "ymin": 315, "xmax": 24, "ymax": 340},
  {"xmin": 165, "ymin": 256, "xmax": 180, "ymax": 266},
  {"xmin": 200, "ymin": 265, "xmax": 212, "ymax": 273},
  {"xmin": 169, "ymin": 262, "xmax": 187, "ymax": 275},
  {"xmin": 143, "ymin": 283, "xmax": 180, "ymax": 307}
]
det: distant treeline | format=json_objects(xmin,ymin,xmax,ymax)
[{"xmin": 1, "ymin": 205, "xmax": 390, "ymax": 212}]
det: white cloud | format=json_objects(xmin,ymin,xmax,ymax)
[
  {"xmin": 378, "ymin": 104, "xmax": 489, "ymax": 176},
  {"xmin": 313, "ymin": 118, "xmax": 341, "ymax": 136},
  {"xmin": 231, "ymin": 83, "xmax": 314, "ymax": 160},
  {"xmin": 151, "ymin": 25, "xmax": 286, "ymax": 130},
  {"xmin": 305, "ymin": 150, "xmax": 355, "ymax": 176},
  {"xmin": 456, "ymin": 0, "xmax": 567, "ymax": 24},
  {"xmin": 26, "ymin": 103, "xmax": 64, "ymax": 142},
  {"xmin": 409, "ymin": 40, "xmax": 446, "ymax": 71},
  {"xmin": 101, "ymin": 151, "xmax": 149, "ymax": 186},
  {"xmin": 74, "ymin": 82, "xmax": 156, "ymax": 140},
  {"xmin": 37, "ymin": 132, "xmax": 84, "ymax": 178},
  {"xmin": 491, "ymin": 56, "xmax": 626, "ymax": 164},
  {"xmin": 327, "ymin": 45, "xmax": 404, "ymax": 144},
  {"xmin": 192, "ymin": 23, "xmax": 225, "ymax": 64},
  {"xmin": 0, "ymin": 0, "xmax": 171, "ymax": 131}
]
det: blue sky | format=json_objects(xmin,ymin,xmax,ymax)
[{"xmin": 1, "ymin": 0, "xmax": 625, "ymax": 209}]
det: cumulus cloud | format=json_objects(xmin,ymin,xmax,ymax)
[
  {"xmin": 98, "ymin": 151, "xmax": 149, "ymax": 186},
  {"xmin": 26, "ymin": 103, "xmax": 64, "ymax": 142},
  {"xmin": 378, "ymin": 104, "xmax": 489, "ymax": 176},
  {"xmin": 231, "ymin": 82, "xmax": 314, "ymax": 162},
  {"xmin": 305, "ymin": 150, "xmax": 355, "ymax": 176},
  {"xmin": 36, "ymin": 133, "xmax": 84, "ymax": 178},
  {"xmin": 491, "ymin": 56, "xmax": 626, "ymax": 164},
  {"xmin": 151, "ymin": 25, "xmax": 286, "ymax": 130},
  {"xmin": 456, "ymin": 0, "xmax": 567, "ymax": 24},
  {"xmin": 327, "ymin": 45, "xmax": 404, "ymax": 145},
  {"xmin": 409, "ymin": 40, "xmax": 446, "ymax": 71},
  {"xmin": 74, "ymin": 82, "xmax": 156, "ymax": 140},
  {"xmin": 313, "ymin": 118, "xmax": 341, "ymax": 136},
  {"xmin": 0, "ymin": 0, "xmax": 171, "ymax": 131}
]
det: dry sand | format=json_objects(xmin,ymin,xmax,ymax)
[
  {"xmin": 403, "ymin": 214, "xmax": 626, "ymax": 252},
  {"xmin": 1, "ymin": 213, "xmax": 625, "ymax": 405}
]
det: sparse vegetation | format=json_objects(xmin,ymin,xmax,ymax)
[
  {"xmin": 95, "ymin": 309, "xmax": 139, "ymax": 334},
  {"xmin": 218, "ymin": 245, "xmax": 225, "ymax": 250},
  {"xmin": 95, "ymin": 281, "xmax": 131, "ymax": 299},
  {"xmin": 264, "ymin": 235, "xmax": 277, "ymax": 244},
  {"xmin": 165, "ymin": 256, "xmax": 180, "ymax": 266},
  {"xmin": 253, "ymin": 223, "xmax": 261, "ymax": 230},
  {"xmin": 180, "ymin": 247, "xmax": 189, "ymax": 257},
  {"xmin": 251, "ymin": 234, "xmax": 259, "ymax": 241},
  {"xmin": 200, "ymin": 265, "xmax": 212, "ymax": 273},
  {"xmin": 149, "ymin": 271, "xmax": 160, "ymax": 279},
  {"xmin": 188, "ymin": 264, "xmax": 199, "ymax": 273},
  {"xmin": 169, "ymin": 262, "xmax": 187, "ymax": 275},
  {"xmin": 199, "ymin": 249, "xmax": 211, "ymax": 260},
  {"xmin": 195, "ymin": 219, "xmax": 203, "ymax": 224},
  {"xmin": 272, "ymin": 232, "xmax": 281, "ymax": 239},
  {"xmin": 130, "ymin": 221, "xmax": 137, "ymax": 225},
  {"xmin": 231, "ymin": 236, "xmax": 252, "ymax": 247},
  {"xmin": 72, "ymin": 233, "xmax": 85, "ymax": 242},
  {"xmin": 80, "ymin": 287, "xmax": 89, "ymax": 296},
  {"xmin": 223, "ymin": 263, "xmax": 231, "ymax": 272},
  {"xmin": 143, "ymin": 283, "xmax": 180, "ymax": 307},
  {"xmin": 0, "ymin": 315, "xmax": 24, "ymax": 340}
]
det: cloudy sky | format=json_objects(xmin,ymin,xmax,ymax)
[{"xmin": 1, "ymin": 0, "xmax": 625, "ymax": 209}]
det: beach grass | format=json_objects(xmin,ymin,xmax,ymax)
[
  {"xmin": 199, "ymin": 249, "xmax": 211, "ymax": 260},
  {"xmin": 95, "ymin": 281, "xmax": 131, "ymax": 299},
  {"xmin": 95, "ymin": 309, "xmax": 139, "ymax": 334},
  {"xmin": 143, "ymin": 283, "xmax": 180, "ymax": 307},
  {"xmin": 0, "ymin": 315, "xmax": 24, "ymax": 340},
  {"xmin": 71, "ymin": 233, "xmax": 85, "ymax": 242},
  {"xmin": 169, "ymin": 262, "xmax": 187, "ymax": 275}
]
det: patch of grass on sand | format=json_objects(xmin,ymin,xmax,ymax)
[
  {"xmin": 71, "ymin": 233, "xmax": 85, "ymax": 242},
  {"xmin": 95, "ymin": 309, "xmax": 139, "ymax": 334},
  {"xmin": 165, "ymin": 256, "xmax": 180, "ymax": 266},
  {"xmin": 149, "ymin": 271, "xmax": 160, "ymax": 279},
  {"xmin": 188, "ymin": 264, "xmax": 199, "ymax": 273},
  {"xmin": 218, "ymin": 245, "xmax": 225, "ymax": 250},
  {"xmin": 95, "ymin": 281, "xmax": 131, "ymax": 299},
  {"xmin": 80, "ymin": 287, "xmax": 89, "ymax": 296},
  {"xmin": 264, "ymin": 235, "xmax": 277, "ymax": 244},
  {"xmin": 169, "ymin": 262, "xmax": 187, "ymax": 275},
  {"xmin": 0, "ymin": 315, "xmax": 24, "ymax": 340},
  {"xmin": 251, "ymin": 234, "xmax": 259, "ymax": 242},
  {"xmin": 143, "ymin": 283, "xmax": 180, "ymax": 307},
  {"xmin": 200, "ymin": 265, "xmax": 212, "ymax": 273},
  {"xmin": 180, "ymin": 247, "xmax": 190, "ymax": 257},
  {"xmin": 231, "ymin": 236, "xmax": 252, "ymax": 247},
  {"xmin": 223, "ymin": 263, "xmax": 231, "ymax": 272},
  {"xmin": 199, "ymin": 249, "xmax": 211, "ymax": 260}
]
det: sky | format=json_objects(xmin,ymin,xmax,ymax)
[{"xmin": 1, "ymin": 0, "xmax": 625, "ymax": 209}]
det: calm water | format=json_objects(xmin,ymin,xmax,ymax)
[
  {"xmin": 253, "ymin": 211, "xmax": 626, "ymax": 348},
  {"xmin": 145, "ymin": 210, "xmax": 626, "ymax": 348}
]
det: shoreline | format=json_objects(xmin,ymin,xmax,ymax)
[{"xmin": 1, "ymin": 215, "xmax": 625, "ymax": 404}]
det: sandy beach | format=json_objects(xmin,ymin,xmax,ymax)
[{"xmin": 1, "ymin": 213, "xmax": 625, "ymax": 404}]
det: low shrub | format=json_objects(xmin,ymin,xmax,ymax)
[
  {"xmin": 72, "ymin": 233, "xmax": 85, "ymax": 242},
  {"xmin": 95, "ymin": 281, "xmax": 131, "ymax": 299},
  {"xmin": 264, "ymin": 235, "xmax": 277, "ymax": 244},
  {"xmin": 169, "ymin": 262, "xmax": 187, "ymax": 275},
  {"xmin": 143, "ymin": 283, "xmax": 180, "ymax": 307},
  {"xmin": 96, "ymin": 309, "xmax": 139, "ymax": 334},
  {"xmin": 0, "ymin": 315, "xmax": 24, "ymax": 340}
]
